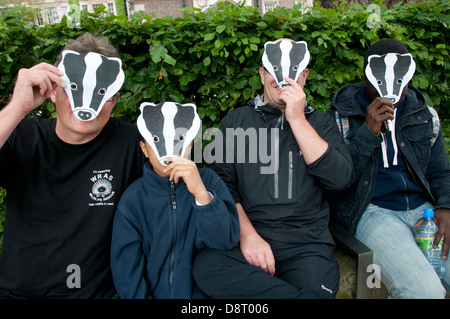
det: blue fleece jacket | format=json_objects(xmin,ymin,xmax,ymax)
[{"xmin": 110, "ymin": 162, "xmax": 240, "ymax": 299}]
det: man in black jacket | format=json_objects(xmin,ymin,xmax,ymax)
[
  {"xmin": 193, "ymin": 38, "xmax": 353, "ymax": 298},
  {"xmin": 327, "ymin": 39, "xmax": 449, "ymax": 298}
]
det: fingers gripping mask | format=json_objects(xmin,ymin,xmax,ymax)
[
  {"xmin": 137, "ymin": 102, "xmax": 201, "ymax": 166},
  {"xmin": 262, "ymin": 40, "xmax": 310, "ymax": 88},
  {"xmin": 365, "ymin": 53, "xmax": 416, "ymax": 104},
  {"xmin": 58, "ymin": 50, "xmax": 125, "ymax": 121}
]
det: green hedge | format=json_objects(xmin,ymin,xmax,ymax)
[
  {"xmin": 0, "ymin": 0, "xmax": 448, "ymax": 125},
  {"xmin": 0, "ymin": 0, "xmax": 449, "ymax": 248}
]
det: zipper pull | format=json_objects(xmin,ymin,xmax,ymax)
[
  {"xmin": 170, "ymin": 180, "xmax": 176, "ymax": 210},
  {"xmin": 289, "ymin": 151, "xmax": 293, "ymax": 169}
]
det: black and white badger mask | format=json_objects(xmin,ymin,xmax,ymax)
[
  {"xmin": 262, "ymin": 40, "xmax": 310, "ymax": 88},
  {"xmin": 58, "ymin": 50, "xmax": 124, "ymax": 121},
  {"xmin": 365, "ymin": 52, "xmax": 415, "ymax": 169},
  {"xmin": 365, "ymin": 52, "xmax": 416, "ymax": 105},
  {"xmin": 137, "ymin": 102, "xmax": 201, "ymax": 166}
]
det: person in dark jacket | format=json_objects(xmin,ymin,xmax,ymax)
[
  {"xmin": 110, "ymin": 102, "xmax": 240, "ymax": 299},
  {"xmin": 327, "ymin": 39, "xmax": 450, "ymax": 298},
  {"xmin": 192, "ymin": 38, "xmax": 353, "ymax": 299}
]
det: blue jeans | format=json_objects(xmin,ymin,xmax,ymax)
[{"xmin": 355, "ymin": 202, "xmax": 449, "ymax": 299}]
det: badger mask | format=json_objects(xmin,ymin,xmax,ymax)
[
  {"xmin": 365, "ymin": 53, "xmax": 416, "ymax": 104},
  {"xmin": 262, "ymin": 40, "xmax": 310, "ymax": 88},
  {"xmin": 137, "ymin": 102, "xmax": 201, "ymax": 166},
  {"xmin": 58, "ymin": 50, "xmax": 124, "ymax": 121}
]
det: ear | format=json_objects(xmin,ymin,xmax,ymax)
[
  {"xmin": 298, "ymin": 68, "xmax": 309, "ymax": 85},
  {"xmin": 139, "ymin": 141, "xmax": 149, "ymax": 158},
  {"xmin": 50, "ymin": 88, "xmax": 57, "ymax": 103},
  {"xmin": 361, "ymin": 74, "xmax": 370, "ymax": 88},
  {"xmin": 259, "ymin": 67, "xmax": 265, "ymax": 85}
]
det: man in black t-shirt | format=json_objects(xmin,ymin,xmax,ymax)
[{"xmin": 0, "ymin": 33, "xmax": 145, "ymax": 298}]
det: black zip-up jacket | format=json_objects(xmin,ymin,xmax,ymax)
[
  {"xmin": 209, "ymin": 95, "xmax": 353, "ymax": 245},
  {"xmin": 327, "ymin": 83, "xmax": 450, "ymax": 234}
]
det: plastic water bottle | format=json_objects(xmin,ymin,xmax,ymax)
[{"xmin": 415, "ymin": 209, "xmax": 446, "ymax": 279}]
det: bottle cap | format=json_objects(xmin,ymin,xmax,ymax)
[{"xmin": 424, "ymin": 209, "xmax": 434, "ymax": 219}]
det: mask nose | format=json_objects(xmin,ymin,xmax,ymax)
[
  {"xmin": 76, "ymin": 110, "xmax": 94, "ymax": 121},
  {"xmin": 384, "ymin": 95, "xmax": 399, "ymax": 104}
]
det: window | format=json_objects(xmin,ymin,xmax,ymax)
[
  {"xmin": 294, "ymin": 0, "xmax": 307, "ymax": 14},
  {"xmin": 81, "ymin": 5, "xmax": 88, "ymax": 11},
  {"xmin": 92, "ymin": 3, "xmax": 103, "ymax": 11},
  {"xmin": 107, "ymin": 3, "xmax": 114, "ymax": 14},
  {"xmin": 263, "ymin": 1, "xmax": 277, "ymax": 13},
  {"xmin": 46, "ymin": 7, "xmax": 59, "ymax": 24},
  {"xmin": 35, "ymin": 11, "xmax": 43, "ymax": 25}
]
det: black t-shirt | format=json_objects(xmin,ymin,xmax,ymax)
[{"xmin": 0, "ymin": 117, "xmax": 145, "ymax": 298}]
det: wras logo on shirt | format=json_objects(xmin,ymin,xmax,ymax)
[{"xmin": 89, "ymin": 169, "xmax": 115, "ymax": 206}]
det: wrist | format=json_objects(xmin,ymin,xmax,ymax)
[{"xmin": 194, "ymin": 189, "xmax": 212, "ymax": 206}]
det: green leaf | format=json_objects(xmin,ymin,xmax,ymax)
[
  {"xmin": 164, "ymin": 54, "xmax": 176, "ymax": 66},
  {"xmin": 249, "ymin": 74, "xmax": 261, "ymax": 90},
  {"xmin": 216, "ymin": 24, "xmax": 227, "ymax": 34},
  {"xmin": 204, "ymin": 33, "xmax": 215, "ymax": 41},
  {"xmin": 203, "ymin": 56, "xmax": 211, "ymax": 66},
  {"xmin": 149, "ymin": 44, "xmax": 165, "ymax": 64}
]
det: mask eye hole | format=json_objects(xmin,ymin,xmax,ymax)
[
  {"xmin": 377, "ymin": 80, "xmax": 383, "ymax": 85},
  {"xmin": 273, "ymin": 65, "xmax": 278, "ymax": 71},
  {"xmin": 98, "ymin": 88, "xmax": 106, "ymax": 95},
  {"xmin": 293, "ymin": 65, "xmax": 299, "ymax": 71},
  {"xmin": 70, "ymin": 82, "xmax": 78, "ymax": 90},
  {"xmin": 153, "ymin": 136, "xmax": 160, "ymax": 142},
  {"xmin": 397, "ymin": 79, "xmax": 402, "ymax": 84}
]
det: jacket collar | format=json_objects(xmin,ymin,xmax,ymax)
[
  {"xmin": 143, "ymin": 161, "xmax": 182, "ymax": 189},
  {"xmin": 249, "ymin": 95, "xmax": 316, "ymax": 118}
]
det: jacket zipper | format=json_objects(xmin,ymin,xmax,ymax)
[
  {"xmin": 169, "ymin": 180, "xmax": 177, "ymax": 297},
  {"xmin": 288, "ymin": 151, "xmax": 293, "ymax": 199},
  {"xmin": 273, "ymin": 114, "xmax": 285, "ymax": 199}
]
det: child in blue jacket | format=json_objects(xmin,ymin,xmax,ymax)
[{"xmin": 110, "ymin": 102, "xmax": 240, "ymax": 299}]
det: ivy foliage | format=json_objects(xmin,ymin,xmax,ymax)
[{"xmin": 0, "ymin": 0, "xmax": 448, "ymax": 129}]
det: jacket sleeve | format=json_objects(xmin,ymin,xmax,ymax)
[
  {"xmin": 110, "ymin": 200, "xmax": 152, "ymax": 299},
  {"xmin": 194, "ymin": 170, "xmax": 240, "ymax": 250},
  {"xmin": 307, "ymin": 112, "xmax": 354, "ymax": 191},
  {"xmin": 425, "ymin": 119, "xmax": 450, "ymax": 209},
  {"xmin": 328, "ymin": 108, "xmax": 382, "ymax": 183}
]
